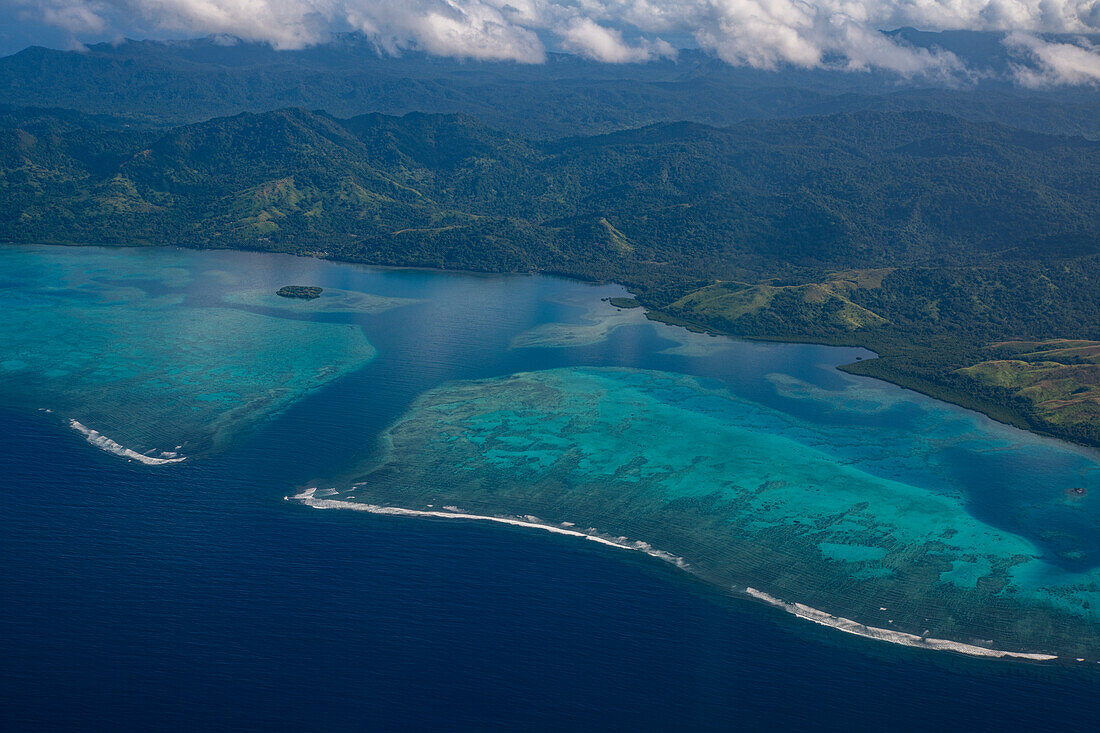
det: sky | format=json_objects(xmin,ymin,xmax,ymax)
[{"xmin": 1, "ymin": 0, "xmax": 1099, "ymax": 84}]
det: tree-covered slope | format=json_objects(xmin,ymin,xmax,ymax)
[{"xmin": 4, "ymin": 107, "xmax": 1096, "ymax": 270}]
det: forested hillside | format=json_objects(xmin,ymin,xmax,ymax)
[
  {"xmin": 2, "ymin": 105, "xmax": 1098, "ymax": 444},
  {"xmin": 5, "ymin": 107, "xmax": 1097, "ymax": 268}
]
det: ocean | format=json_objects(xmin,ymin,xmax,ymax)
[{"xmin": 2, "ymin": 244, "xmax": 1098, "ymax": 730}]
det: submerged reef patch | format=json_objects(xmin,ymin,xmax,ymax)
[
  {"xmin": 0, "ymin": 247, "xmax": 378, "ymax": 456},
  {"xmin": 337, "ymin": 367, "xmax": 1100, "ymax": 659}
]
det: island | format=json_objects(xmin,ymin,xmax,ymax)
[{"xmin": 276, "ymin": 285, "xmax": 323, "ymax": 300}]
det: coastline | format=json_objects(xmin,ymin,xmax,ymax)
[
  {"xmin": 291, "ymin": 489, "xmax": 1069, "ymax": 664},
  {"xmin": 7, "ymin": 240, "xmax": 1093, "ymax": 450},
  {"xmin": 7, "ymin": 242, "xmax": 1092, "ymax": 664},
  {"xmin": 641, "ymin": 307, "xmax": 1099, "ymax": 451}
]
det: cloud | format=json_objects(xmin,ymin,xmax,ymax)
[
  {"xmin": 337, "ymin": 1, "xmax": 549, "ymax": 61},
  {"xmin": 18, "ymin": 1, "xmax": 110, "ymax": 36},
  {"xmin": 43, "ymin": 6, "xmax": 107, "ymax": 35},
  {"xmin": 561, "ymin": 17, "xmax": 675, "ymax": 62},
  {"xmin": 1004, "ymin": 31, "xmax": 1100, "ymax": 86},
  {"xmin": 10, "ymin": 0, "xmax": 1100, "ymax": 81}
]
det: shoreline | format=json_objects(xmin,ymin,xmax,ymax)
[
  {"xmin": 642, "ymin": 307, "xmax": 1100, "ymax": 451},
  {"xmin": 290, "ymin": 489, "xmax": 1069, "ymax": 664},
  {"xmin": 7, "ymin": 240, "xmax": 1094, "ymax": 450}
]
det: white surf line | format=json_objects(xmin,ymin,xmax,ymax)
[
  {"xmin": 288, "ymin": 489, "xmax": 1064, "ymax": 662},
  {"xmin": 69, "ymin": 419, "xmax": 187, "ymax": 466},
  {"xmin": 745, "ymin": 588, "xmax": 1059, "ymax": 662},
  {"xmin": 288, "ymin": 489, "xmax": 688, "ymax": 569}
]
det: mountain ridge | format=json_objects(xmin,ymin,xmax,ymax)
[{"xmin": 3, "ymin": 32, "xmax": 1099, "ymax": 138}]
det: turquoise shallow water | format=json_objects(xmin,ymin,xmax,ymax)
[
  {"xmin": 340, "ymin": 368, "xmax": 1100, "ymax": 656},
  {"xmin": 0, "ymin": 246, "xmax": 379, "ymax": 455},
  {"xmin": 3, "ymin": 243, "xmax": 1099, "ymax": 663}
]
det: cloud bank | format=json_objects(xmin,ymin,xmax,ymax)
[
  {"xmin": 1005, "ymin": 31, "xmax": 1100, "ymax": 85},
  {"xmin": 10, "ymin": 0, "xmax": 1100, "ymax": 83}
]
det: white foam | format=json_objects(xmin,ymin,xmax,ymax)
[
  {"xmin": 288, "ymin": 488, "xmax": 1065, "ymax": 662},
  {"xmin": 291, "ymin": 492, "xmax": 689, "ymax": 569},
  {"xmin": 744, "ymin": 587, "xmax": 1058, "ymax": 661},
  {"xmin": 69, "ymin": 419, "xmax": 187, "ymax": 466}
]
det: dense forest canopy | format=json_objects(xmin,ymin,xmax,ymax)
[{"xmin": 4, "ymin": 106, "xmax": 1097, "ymax": 275}]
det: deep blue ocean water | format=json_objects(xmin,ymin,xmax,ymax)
[
  {"xmin": 5, "ymin": 408, "xmax": 1100, "ymax": 731},
  {"xmin": 2, "ymin": 246, "xmax": 1099, "ymax": 730}
]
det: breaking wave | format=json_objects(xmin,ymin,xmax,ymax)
[
  {"xmin": 743, "ymin": 588, "xmax": 1058, "ymax": 662},
  {"xmin": 289, "ymin": 488, "xmax": 1072, "ymax": 663},
  {"xmin": 288, "ymin": 488, "xmax": 687, "ymax": 568},
  {"xmin": 69, "ymin": 419, "xmax": 187, "ymax": 465}
]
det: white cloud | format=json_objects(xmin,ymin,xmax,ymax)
[
  {"xmin": 1005, "ymin": 31, "xmax": 1100, "ymax": 85},
  {"xmin": 23, "ymin": 1, "xmax": 110, "ymax": 35},
  {"xmin": 10, "ymin": 0, "xmax": 1100, "ymax": 81},
  {"xmin": 561, "ymin": 17, "xmax": 675, "ymax": 62},
  {"xmin": 340, "ymin": 1, "xmax": 546, "ymax": 60}
]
